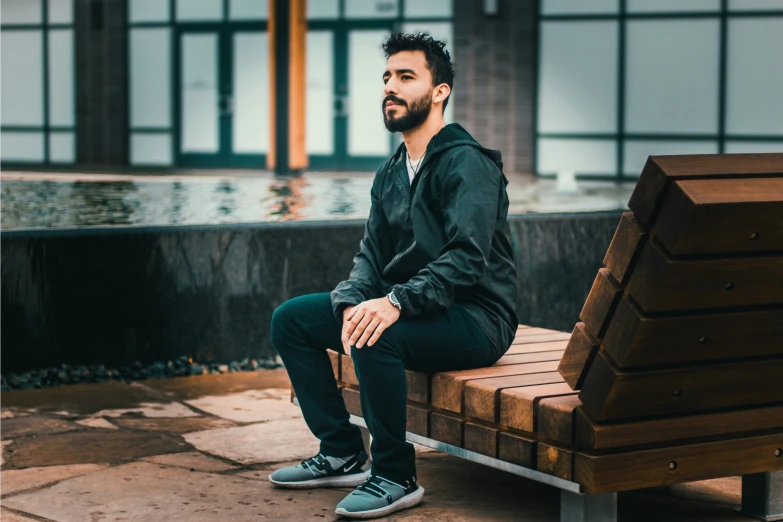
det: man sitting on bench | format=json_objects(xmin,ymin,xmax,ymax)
[{"xmin": 269, "ymin": 32, "xmax": 518, "ymax": 519}]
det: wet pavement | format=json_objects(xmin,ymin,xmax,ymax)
[
  {"xmin": 0, "ymin": 368, "xmax": 758, "ymax": 521},
  {"xmin": 0, "ymin": 170, "xmax": 635, "ymax": 230}
]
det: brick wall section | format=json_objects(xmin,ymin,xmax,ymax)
[
  {"xmin": 75, "ymin": 0, "xmax": 128, "ymax": 165},
  {"xmin": 452, "ymin": 0, "xmax": 537, "ymax": 176}
]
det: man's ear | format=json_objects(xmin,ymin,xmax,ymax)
[{"xmin": 432, "ymin": 83, "xmax": 451, "ymax": 105}]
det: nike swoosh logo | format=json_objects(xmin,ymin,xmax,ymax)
[{"xmin": 344, "ymin": 462, "xmax": 357, "ymax": 472}]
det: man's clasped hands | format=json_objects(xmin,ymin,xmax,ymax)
[{"xmin": 341, "ymin": 297, "xmax": 401, "ymax": 354}]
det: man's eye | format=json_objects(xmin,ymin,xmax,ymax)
[{"xmin": 402, "ymin": 75, "xmax": 412, "ymax": 80}]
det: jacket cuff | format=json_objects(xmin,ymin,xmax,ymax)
[
  {"xmin": 330, "ymin": 293, "xmax": 363, "ymax": 324},
  {"xmin": 391, "ymin": 285, "xmax": 417, "ymax": 316}
]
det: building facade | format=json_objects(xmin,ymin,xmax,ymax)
[{"xmin": 1, "ymin": 0, "xmax": 781, "ymax": 179}]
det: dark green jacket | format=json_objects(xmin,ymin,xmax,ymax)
[{"xmin": 331, "ymin": 123, "xmax": 518, "ymax": 353}]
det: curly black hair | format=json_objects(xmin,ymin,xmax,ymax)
[{"xmin": 382, "ymin": 32, "xmax": 455, "ymax": 111}]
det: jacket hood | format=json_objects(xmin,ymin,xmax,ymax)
[{"xmin": 391, "ymin": 123, "xmax": 504, "ymax": 173}]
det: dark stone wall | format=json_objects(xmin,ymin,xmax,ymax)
[
  {"xmin": 452, "ymin": 0, "xmax": 537, "ymax": 176},
  {"xmin": 1, "ymin": 213, "xmax": 620, "ymax": 372},
  {"xmin": 75, "ymin": 0, "xmax": 128, "ymax": 165}
]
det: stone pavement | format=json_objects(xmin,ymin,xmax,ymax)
[{"xmin": 0, "ymin": 370, "xmax": 756, "ymax": 521}]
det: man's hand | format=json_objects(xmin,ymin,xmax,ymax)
[{"xmin": 341, "ymin": 297, "xmax": 401, "ymax": 353}]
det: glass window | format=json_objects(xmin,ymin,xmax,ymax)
[
  {"xmin": 726, "ymin": 18, "xmax": 783, "ymax": 135},
  {"xmin": 541, "ymin": 0, "xmax": 619, "ymax": 15},
  {"xmin": 230, "ymin": 0, "xmax": 268, "ymax": 21},
  {"xmin": 728, "ymin": 0, "xmax": 783, "ymax": 10},
  {"xmin": 345, "ymin": 0, "xmax": 398, "ymax": 19},
  {"xmin": 538, "ymin": 21, "xmax": 618, "ymax": 133},
  {"xmin": 48, "ymin": 29, "xmax": 74, "ymax": 126},
  {"xmin": 130, "ymin": 28, "xmax": 171, "ymax": 128},
  {"xmin": 308, "ymin": 0, "xmax": 339, "ymax": 19},
  {"xmin": 537, "ymin": 139, "xmax": 617, "ymax": 176},
  {"xmin": 181, "ymin": 33, "xmax": 219, "ymax": 153},
  {"xmin": 1, "ymin": 31, "xmax": 44, "ymax": 126},
  {"xmin": 404, "ymin": 0, "xmax": 452, "ymax": 18},
  {"xmin": 623, "ymin": 140, "xmax": 717, "ymax": 176},
  {"xmin": 128, "ymin": 0, "xmax": 170, "ymax": 23},
  {"xmin": 625, "ymin": 19, "xmax": 720, "ymax": 134},
  {"xmin": 131, "ymin": 133, "xmax": 173, "ymax": 165},
  {"xmin": 348, "ymin": 30, "xmax": 391, "ymax": 156},
  {"xmin": 306, "ymin": 30, "xmax": 335, "ymax": 154},
  {"xmin": 724, "ymin": 142, "xmax": 783, "ymax": 154},
  {"xmin": 48, "ymin": 0, "xmax": 73, "ymax": 23},
  {"xmin": 176, "ymin": 0, "xmax": 223, "ymax": 22},
  {"xmin": 49, "ymin": 131, "xmax": 75, "ymax": 163},
  {"xmin": 0, "ymin": 0, "xmax": 43, "ymax": 24},
  {"xmin": 233, "ymin": 32, "xmax": 270, "ymax": 153},
  {"xmin": 1, "ymin": 132, "xmax": 45, "ymax": 163},
  {"xmin": 627, "ymin": 0, "xmax": 719, "ymax": 13}
]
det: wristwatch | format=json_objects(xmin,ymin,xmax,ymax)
[{"xmin": 387, "ymin": 290, "xmax": 402, "ymax": 312}]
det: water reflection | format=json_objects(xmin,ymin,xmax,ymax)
[{"xmin": 0, "ymin": 172, "xmax": 634, "ymax": 230}]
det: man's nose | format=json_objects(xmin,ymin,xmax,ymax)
[{"xmin": 384, "ymin": 79, "xmax": 398, "ymax": 96}]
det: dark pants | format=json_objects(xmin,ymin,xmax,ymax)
[{"xmin": 270, "ymin": 292, "xmax": 503, "ymax": 484}]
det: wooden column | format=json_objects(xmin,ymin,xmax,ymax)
[{"xmin": 268, "ymin": 0, "xmax": 307, "ymax": 175}]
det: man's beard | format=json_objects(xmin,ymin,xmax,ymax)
[{"xmin": 382, "ymin": 92, "xmax": 432, "ymax": 133}]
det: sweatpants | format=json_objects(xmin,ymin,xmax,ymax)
[{"xmin": 270, "ymin": 292, "xmax": 506, "ymax": 484}]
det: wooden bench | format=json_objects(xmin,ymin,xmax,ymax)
[{"xmin": 296, "ymin": 153, "xmax": 783, "ymax": 521}]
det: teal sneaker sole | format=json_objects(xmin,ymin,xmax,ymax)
[
  {"xmin": 334, "ymin": 485, "xmax": 425, "ymax": 519},
  {"xmin": 269, "ymin": 468, "xmax": 371, "ymax": 489}
]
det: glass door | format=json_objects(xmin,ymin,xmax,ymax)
[{"xmin": 175, "ymin": 25, "xmax": 269, "ymax": 168}]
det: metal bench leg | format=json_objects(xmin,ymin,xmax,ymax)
[
  {"xmin": 742, "ymin": 471, "xmax": 783, "ymax": 521},
  {"xmin": 561, "ymin": 490, "xmax": 617, "ymax": 522}
]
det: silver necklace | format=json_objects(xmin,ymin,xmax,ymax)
[{"xmin": 408, "ymin": 153, "xmax": 423, "ymax": 176}]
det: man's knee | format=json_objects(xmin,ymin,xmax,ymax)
[
  {"xmin": 270, "ymin": 296, "xmax": 306, "ymax": 348},
  {"xmin": 350, "ymin": 330, "xmax": 401, "ymax": 365}
]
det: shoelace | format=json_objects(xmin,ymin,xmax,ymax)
[{"xmin": 357, "ymin": 475, "xmax": 393, "ymax": 500}]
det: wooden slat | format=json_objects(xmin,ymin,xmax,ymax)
[
  {"xmin": 342, "ymin": 387, "xmax": 362, "ymax": 417},
  {"xmin": 515, "ymin": 327, "xmax": 565, "ymax": 337},
  {"xmin": 603, "ymin": 298, "xmax": 783, "ymax": 368},
  {"xmin": 537, "ymin": 395, "xmax": 581, "ymax": 444},
  {"xmin": 498, "ymin": 432, "xmax": 537, "ymax": 469},
  {"xmin": 506, "ymin": 340, "xmax": 570, "ymax": 354},
  {"xmin": 406, "ymin": 370, "xmax": 429, "ymax": 404},
  {"xmin": 406, "ymin": 404, "xmax": 429, "ymax": 436},
  {"xmin": 429, "ymin": 411, "xmax": 464, "ymax": 448},
  {"xmin": 604, "ymin": 212, "xmax": 648, "ymax": 284},
  {"xmin": 654, "ymin": 178, "xmax": 783, "ymax": 255},
  {"xmin": 537, "ymin": 443, "xmax": 573, "ymax": 480},
  {"xmin": 464, "ymin": 372, "xmax": 565, "ymax": 423},
  {"xmin": 512, "ymin": 332, "xmax": 572, "ymax": 345},
  {"xmin": 327, "ymin": 349, "xmax": 341, "ymax": 381},
  {"xmin": 557, "ymin": 323, "xmax": 599, "ymax": 390},
  {"xmin": 579, "ymin": 351, "xmax": 783, "ymax": 422},
  {"xmin": 626, "ymin": 240, "xmax": 783, "ymax": 313},
  {"xmin": 498, "ymin": 382, "xmax": 577, "ymax": 431},
  {"xmin": 579, "ymin": 269, "xmax": 621, "ymax": 339},
  {"xmin": 575, "ymin": 403, "xmax": 783, "ymax": 450},
  {"xmin": 464, "ymin": 422, "xmax": 499, "ymax": 458},
  {"xmin": 494, "ymin": 350, "xmax": 564, "ymax": 367},
  {"xmin": 431, "ymin": 361, "xmax": 561, "ymax": 413},
  {"xmin": 575, "ymin": 432, "xmax": 783, "ymax": 495},
  {"xmin": 340, "ymin": 354, "xmax": 358, "ymax": 386},
  {"xmin": 627, "ymin": 153, "xmax": 783, "ymax": 227}
]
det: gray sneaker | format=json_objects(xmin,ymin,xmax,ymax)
[
  {"xmin": 268, "ymin": 451, "xmax": 370, "ymax": 489},
  {"xmin": 334, "ymin": 474, "xmax": 424, "ymax": 519}
]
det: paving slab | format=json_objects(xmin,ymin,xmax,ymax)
[
  {"xmin": 0, "ymin": 463, "xmax": 108, "ymax": 496},
  {"xmin": 0, "ymin": 381, "xmax": 170, "ymax": 415},
  {"xmin": 185, "ymin": 388, "xmax": 303, "ymax": 423},
  {"xmin": 2, "ymin": 440, "xmax": 13, "ymax": 467},
  {"xmin": 1, "ymin": 410, "xmax": 15, "ymax": 419},
  {"xmin": 1, "ymin": 416, "xmax": 80, "ymax": 439},
  {"xmin": 637, "ymin": 476, "xmax": 742, "ymax": 507},
  {"xmin": 0, "ymin": 508, "xmax": 39, "ymax": 521},
  {"xmin": 141, "ymin": 452, "xmax": 237, "ymax": 472},
  {"xmin": 88, "ymin": 401, "xmax": 200, "ymax": 419},
  {"xmin": 5, "ymin": 430, "xmax": 189, "ymax": 468},
  {"xmin": 143, "ymin": 369, "xmax": 291, "ymax": 401},
  {"xmin": 75, "ymin": 417, "xmax": 118, "ymax": 430},
  {"xmin": 184, "ymin": 417, "xmax": 320, "ymax": 465},
  {"xmin": 112, "ymin": 416, "xmax": 236, "ymax": 433},
  {"xmin": 1, "ymin": 461, "xmax": 346, "ymax": 521}
]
